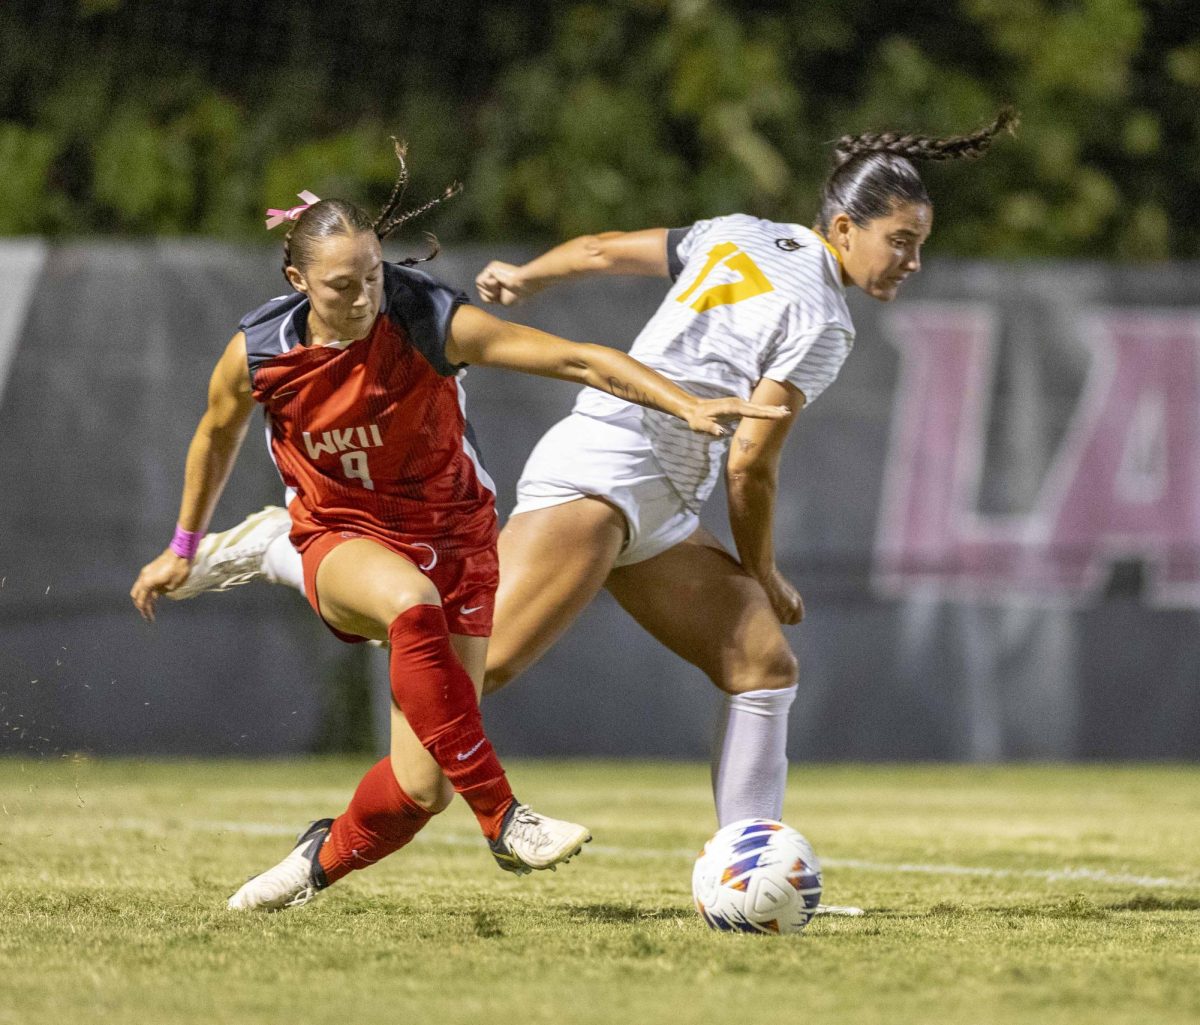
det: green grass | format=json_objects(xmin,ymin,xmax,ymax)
[{"xmin": 1, "ymin": 759, "xmax": 1198, "ymax": 1025}]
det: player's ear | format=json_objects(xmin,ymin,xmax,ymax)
[
  {"xmin": 830, "ymin": 212, "xmax": 854, "ymax": 253},
  {"xmin": 285, "ymin": 265, "xmax": 307, "ymax": 293}
]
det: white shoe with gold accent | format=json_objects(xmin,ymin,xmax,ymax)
[
  {"xmin": 488, "ymin": 802, "xmax": 591, "ymax": 875},
  {"xmin": 168, "ymin": 506, "xmax": 291, "ymax": 600}
]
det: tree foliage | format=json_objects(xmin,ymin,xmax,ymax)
[{"xmin": 2, "ymin": 0, "xmax": 1197, "ymax": 258}]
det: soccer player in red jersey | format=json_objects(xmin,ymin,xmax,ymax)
[
  {"xmin": 167, "ymin": 114, "xmax": 1015, "ymax": 882},
  {"xmin": 130, "ymin": 151, "xmax": 786, "ymax": 910}
]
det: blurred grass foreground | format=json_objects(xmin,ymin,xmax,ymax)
[{"xmin": 1, "ymin": 757, "xmax": 1198, "ymax": 1025}]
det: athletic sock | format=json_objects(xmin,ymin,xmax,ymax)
[
  {"xmin": 318, "ymin": 757, "xmax": 432, "ymax": 885},
  {"xmin": 263, "ymin": 533, "xmax": 306, "ymax": 593},
  {"xmin": 387, "ymin": 604, "xmax": 514, "ymax": 840},
  {"xmin": 711, "ymin": 684, "xmax": 798, "ymax": 826}
]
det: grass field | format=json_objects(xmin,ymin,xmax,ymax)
[{"xmin": 1, "ymin": 758, "xmax": 1197, "ymax": 1025}]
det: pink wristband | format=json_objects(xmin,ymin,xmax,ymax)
[{"xmin": 169, "ymin": 525, "xmax": 204, "ymax": 560}]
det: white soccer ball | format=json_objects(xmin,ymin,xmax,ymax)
[{"xmin": 692, "ymin": 818, "xmax": 822, "ymax": 934}]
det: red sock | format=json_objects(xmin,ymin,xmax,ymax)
[
  {"xmin": 387, "ymin": 604, "xmax": 514, "ymax": 840},
  {"xmin": 318, "ymin": 757, "xmax": 432, "ymax": 885}
]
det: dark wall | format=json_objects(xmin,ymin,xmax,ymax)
[{"xmin": 1, "ymin": 240, "xmax": 1198, "ymax": 760}]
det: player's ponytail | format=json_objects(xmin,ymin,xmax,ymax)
[
  {"xmin": 372, "ymin": 138, "xmax": 462, "ymax": 265},
  {"xmin": 816, "ymin": 107, "xmax": 1018, "ymax": 234},
  {"xmin": 279, "ymin": 138, "xmax": 462, "ymax": 281}
]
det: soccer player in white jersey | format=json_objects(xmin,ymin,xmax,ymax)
[{"xmin": 166, "ymin": 110, "xmax": 1016, "ymax": 832}]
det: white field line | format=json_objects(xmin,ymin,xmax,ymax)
[
  {"xmin": 827, "ymin": 858, "xmax": 1196, "ymax": 891},
  {"xmin": 108, "ymin": 817, "xmax": 1200, "ymax": 891}
]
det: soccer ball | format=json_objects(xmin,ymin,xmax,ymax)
[{"xmin": 692, "ymin": 818, "xmax": 822, "ymax": 934}]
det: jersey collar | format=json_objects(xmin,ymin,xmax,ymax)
[
  {"xmin": 811, "ymin": 229, "xmax": 848, "ymax": 293},
  {"xmin": 813, "ymin": 231, "xmax": 845, "ymax": 271},
  {"xmin": 284, "ymin": 298, "xmax": 370, "ymax": 351}
]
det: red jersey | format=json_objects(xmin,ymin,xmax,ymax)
[{"xmin": 240, "ymin": 263, "xmax": 497, "ymax": 558}]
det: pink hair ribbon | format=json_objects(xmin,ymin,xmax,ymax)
[{"xmin": 265, "ymin": 190, "xmax": 321, "ymax": 230}]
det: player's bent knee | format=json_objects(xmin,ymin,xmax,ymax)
[
  {"xmin": 381, "ymin": 584, "xmax": 443, "ymax": 624},
  {"xmin": 720, "ymin": 643, "xmax": 798, "ymax": 695},
  {"xmin": 759, "ymin": 644, "xmax": 799, "ymax": 691},
  {"xmin": 403, "ymin": 777, "xmax": 455, "ymax": 814},
  {"xmin": 415, "ymin": 791, "xmax": 454, "ymax": 815}
]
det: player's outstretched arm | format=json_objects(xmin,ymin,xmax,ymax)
[
  {"xmin": 475, "ymin": 228, "xmax": 670, "ymax": 306},
  {"xmin": 725, "ymin": 377, "xmax": 807, "ymax": 625},
  {"xmin": 130, "ymin": 333, "xmax": 256, "ymax": 621},
  {"xmin": 446, "ymin": 305, "xmax": 787, "ymax": 438}
]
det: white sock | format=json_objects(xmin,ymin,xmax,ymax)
[
  {"xmin": 711, "ymin": 685, "xmax": 797, "ymax": 827},
  {"xmin": 263, "ymin": 534, "xmax": 306, "ymax": 595}
]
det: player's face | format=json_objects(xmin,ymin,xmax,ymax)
[
  {"xmin": 833, "ymin": 201, "xmax": 932, "ymax": 302},
  {"xmin": 294, "ymin": 231, "xmax": 384, "ymax": 340}
]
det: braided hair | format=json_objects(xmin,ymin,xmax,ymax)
[
  {"xmin": 282, "ymin": 138, "xmax": 462, "ymax": 280},
  {"xmin": 816, "ymin": 108, "xmax": 1018, "ymax": 234}
]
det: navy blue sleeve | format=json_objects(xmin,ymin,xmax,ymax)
[
  {"xmin": 666, "ymin": 227, "xmax": 691, "ymax": 281},
  {"xmin": 239, "ymin": 291, "xmax": 307, "ymax": 378},
  {"xmin": 382, "ymin": 262, "xmax": 471, "ymax": 374}
]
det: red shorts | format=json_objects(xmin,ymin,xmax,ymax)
[{"xmin": 300, "ymin": 530, "xmax": 499, "ymax": 643}]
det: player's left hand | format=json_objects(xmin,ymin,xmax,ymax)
[
  {"xmin": 130, "ymin": 550, "xmax": 193, "ymax": 622},
  {"xmin": 685, "ymin": 398, "xmax": 789, "ymax": 437}
]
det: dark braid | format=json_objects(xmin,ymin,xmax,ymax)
[
  {"xmin": 372, "ymin": 136, "xmax": 413, "ymax": 235},
  {"xmin": 372, "ymin": 137, "xmax": 462, "ymax": 266},
  {"xmin": 832, "ymin": 107, "xmax": 1019, "ymax": 168},
  {"xmin": 817, "ymin": 107, "xmax": 1018, "ymax": 233},
  {"xmin": 281, "ymin": 138, "xmax": 462, "ymax": 280}
]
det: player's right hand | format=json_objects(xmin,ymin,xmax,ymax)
[
  {"xmin": 130, "ymin": 551, "xmax": 193, "ymax": 622},
  {"xmin": 762, "ymin": 568, "xmax": 804, "ymax": 625},
  {"xmin": 475, "ymin": 261, "xmax": 535, "ymax": 306},
  {"xmin": 685, "ymin": 397, "xmax": 790, "ymax": 437}
]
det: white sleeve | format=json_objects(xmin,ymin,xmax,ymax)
[{"xmin": 762, "ymin": 316, "xmax": 854, "ymax": 404}]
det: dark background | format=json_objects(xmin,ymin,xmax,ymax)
[
  {"xmin": 1, "ymin": 242, "xmax": 1197, "ymax": 760},
  {"xmin": 3, "ymin": 1, "xmax": 1200, "ymax": 258},
  {"xmin": 1, "ymin": 2, "xmax": 1198, "ymax": 761}
]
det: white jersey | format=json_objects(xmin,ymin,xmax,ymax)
[{"xmin": 573, "ymin": 214, "xmax": 856, "ymax": 512}]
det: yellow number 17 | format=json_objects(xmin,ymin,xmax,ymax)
[{"xmin": 676, "ymin": 241, "xmax": 775, "ymax": 313}]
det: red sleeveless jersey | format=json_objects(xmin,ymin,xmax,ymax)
[{"xmin": 240, "ymin": 263, "xmax": 497, "ymax": 558}]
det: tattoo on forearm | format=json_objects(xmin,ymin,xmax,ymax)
[
  {"xmin": 737, "ymin": 438, "xmax": 757, "ymax": 453},
  {"xmin": 606, "ymin": 376, "xmax": 656, "ymax": 408}
]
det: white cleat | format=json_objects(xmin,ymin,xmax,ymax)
[
  {"xmin": 488, "ymin": 802, "xmax": 591, "ymax": 876},
  {"xmin": 227, "ymin": 818, "xmax": 332, "ymax": 911},
  {"xmin": 168, "ymin": 506, "xmax": 291, "ymax": 600}
]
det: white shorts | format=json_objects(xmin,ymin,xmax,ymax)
[{"xmin": 511, "ymin": 409, "xmax": 699, "ymax": 568}]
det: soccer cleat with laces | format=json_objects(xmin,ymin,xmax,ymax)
[
  {"xmin": 227, "ymin": 818, "xmax": 333, "ymax": 911},
  {"xmin": 488, "ymin": 802, "xmax": 591, "ymax": 876},
  {"xmin": 167, "ymin": 506, "xmax": 291, "ymax": 600}
]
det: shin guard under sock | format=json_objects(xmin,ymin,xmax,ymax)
[
  {"xmin": 387, "ymin": 604, "xmax": 514, "ymax": 839},
  {"xmin": 318, "ymin": 757, "xmax": 432, "ymax": 885}
]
